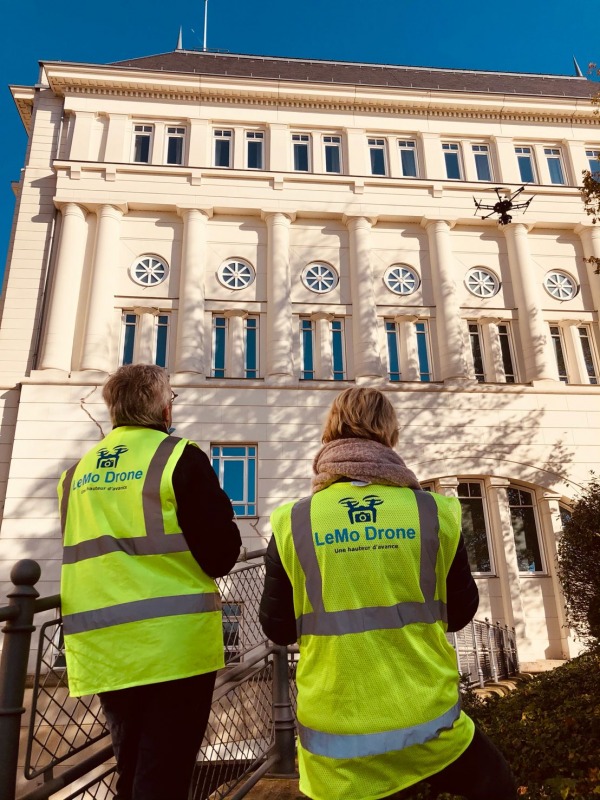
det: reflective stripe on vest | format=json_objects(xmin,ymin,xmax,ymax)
[
  {"xmin": 61, "ymin": 434, "xmax": 220, "ymax": 635},
  {"xmin": 62, "ymin": 436, "xmax": 189, "ymax": 565},
  {"xmin": 290, "ymin": 489, "xmax": 447, "ymax": 637},
  {"xmin": 63, "ymin": 592, "xmax": 222, "ymax": 635},
  {"xmin": 297, "ymin": 700, "xmax": 461, "ymax": 759}
]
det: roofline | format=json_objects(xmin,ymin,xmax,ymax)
[{"xmin": 39, "ymin": 49, "xmax": 596, "ymax": 82}]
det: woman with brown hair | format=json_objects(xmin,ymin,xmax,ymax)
[{"xmin": 260, "ymin": 387, "xmax": 515, "ymax": 800}]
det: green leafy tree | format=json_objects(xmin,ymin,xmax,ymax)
[
  {"xmin": 557, "ymin": 475, "xmax": 600, "ymax": 643},
  {"xmin": 581, "ymin": 64, "xmax": 600, "ymax": 273}
]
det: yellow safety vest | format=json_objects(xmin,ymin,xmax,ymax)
[
  {"xmin": 271, "ymin": 482, "xmax": 474, "ymax": 800},
  {"xmin": 59, "ymin": 427, "xmax": 224, "ymax": 697}
]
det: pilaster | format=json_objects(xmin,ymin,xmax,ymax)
[{"xmin": 263, "ymin": 212, "xmax": 295, "ymax": 383}]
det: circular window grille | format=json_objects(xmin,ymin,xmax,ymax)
[
  {"xmin": 465, "ymin": 268, "xmax": 500, "ymax": 298},
  {"xmin": 544, "ymin": 271, "xmax": 578, "ymax": 301},
  {"xmin": 302, "ymin": 263, "xmax": 339, "ymax": 294},
  {"xmin": 131, "ymin": 256, "xmax": 168, "ymax": 287},
  {"xmin": 383, "ymin": 265, "xmax": 420, "ymax": 296},
  {"xmin": 217, "ymin": 260, "xmax": 256, "ymax": 290}
]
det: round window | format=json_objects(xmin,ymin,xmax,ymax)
[
  {"xmin": 131, "ymin": 256, "xmax": 168, "ymax": 287},
  {"xmin": 383, "ymin": 265, "xmax": 420, "ymax": 296},
  {"xmin": 465, "ymin": 268, "xmax": 500, "ymax": 298},
  {"xmin": 544, "ymin": 271, "xmax": 578, "ymax": 301},
  {"xmin": 217, "ymin": 260, "xmax": 256, "ymax": 290},
  {"xmin": 301, "ymin": 263, "xmax": 339, "ymax": 294}
]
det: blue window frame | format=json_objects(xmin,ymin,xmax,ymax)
[
  {"xmin": 211, "ymin": 445, "xmax": 257, "ymax": 517},
  {"xmin": 442, "ymin": 143, "xmax": 461, "ymax": 180},
  {"xmin": 385, "ymin": 321, "xmax": 401, "ymax": 382},
  {"xmin": 331, "ymin": 319, "xmax": 345, "ymax": 380},
  {"xmin": 212, "ymin": 316, "xmax": 227, "ymax": 377},
  {"xmin": 245, "ymin": 317, "xmax": 258, "ymax": 378},
  {"xmin": 515, "ymin": 146, "xmax": 536, "ymax": 183},
  {"xmin": 472, "ymin": 144, "xmax": 492, "ymax": 181},
  {"xmin": 544, "ymin": 148, "xmax": 565, "ymax": 185},
  {"xmin": 398, "ymin": 140, "xmax": 417, "ymax": 177},
  {"xmin": 300, "ymin": 319, "xmax": 315, "ymax": 380},
  {"xmin": 122, "ymin": 314, "xmax": 137, "ymax": 365},
  {"xmin": 415, "ymin": 321, "xmax": 432, "ymax": 382},
  {"xmin": 155, "ymin": 315, "xmax": 169, "ymax": 368}
]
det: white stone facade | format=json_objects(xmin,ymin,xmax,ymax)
[{"xmin": 1, "ymin": 52, "xmax": 599, "ymax": 662}]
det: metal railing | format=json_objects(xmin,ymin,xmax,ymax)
[
  {"xmin": 1, "ymin": 556, "xmax": 518, "ymax": 800},
  {"xmin": 448, "ymin": 618, "xmax": 519, "ymax": 688}
]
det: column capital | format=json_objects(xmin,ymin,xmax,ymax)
[
  {"xmin": 176, "ymin": 206, "xmax": 213, "ymax": 220},
  {"xmin": 503, "ymin": 221, "xmax": 534, "ymax": 236},
  {"xmin": 95, "ymin": 203, "xmax": 126, "ymax": 220},
  {"xmin": 261, "ymin": 210, "xmax": 296, "ymax": 224},
  {"xmin": 420, "ymin": 217, "xmax": 456, "ymax": 231},
  {"xmin": 342, "ymin": 214, "xmax": 377, "ymax": 229},
  {"xmin": 54, "ymin": 201, "xmax": 88, "ymax": 220}
]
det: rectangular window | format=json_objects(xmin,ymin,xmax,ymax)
[
  {"xmin": 468, "ymin": 323, "xmax": 485, "ymax": 382},
  {"xmin": 578, "ymin": 326, "xmax": 598, "ymax": 384},
  {"xmin": 133, "ymin": 124, "xmax": 153, "ymax": 163},
  {"xmin": 214, "ymin": 129, "xmax": 232, "ymax": 168},
  {"xmin": 155, "ymin": 315, "xmax": 169, "ymax": 368},
  {"xmin": 300, "ymin": 318, "xmax": 315, "ymax": 380},
  {"xmin": 246, "ymin": 131, "xmax": 264, "ymax": 170},
  {"xmin": 323, "ymin": 135, "xmax": 341, "ymax": 174},
  {"xmin": 211, "ymin": 445, "xmax": 257, "ymax": 517},
  {"xmin": 507, "ymin": 487, "xmax": 544, "ymax": 573},
  {"xmin": 166, "ymin": 126, "xmax": 185, "ymax": 165},
  {"xmin": 121, "ymin": 313, "xmax": 138, "ymax": 365},
  {"xmin": 472, "ymin": 144, "xmax": 492, "ymax": 181},
  {"xmin": 331, "ymin": 319, "xmax": 346, "ymax": 380},
  {"xmin": 385, "ymin": 321, "xmax": 401, "ymax": 382},
  {"xmin": 292, "ymin": 134, "xmax": 310, "ymax": 172},
  {"xmin": 544, "ymin": 148, "xmax": 566, "ymax": 185},
  {"xmin": 457, "ymin": 482, "xmax": 492, "ymax": 573},
  {"xmin": 244, "ymin": 316, "xmax": 259, "ymax": 378},
  {"xmin": 515, "ymin": 146, "xmax": 536, "ymax": 183},
  {"xmin": 368, "ymin": 138, "xmax": 387, "ymax": 176},
  {"xmin": 586, "ymin": 149, "xmax": 600, "ymax": 178},
  {"xmin": 212, "ymin": 316, "xmax": 227, "ymax": 377},
  {"xmin": 442, "ymin": 143, "xmax": 462, "ymax": 180},
  {"xmin": 398, "ymin": 140, "xmax": 417, "ymax": 177},
  {"xmin": 222, "ymin": 602, "xmax": 242, "ymax": 664},
  {"xmin": 415, "ymin": 321, "xmax": 432, "ymax": 382},
  {"xmin": 550, "ymin": 325, "xmax": 568, "ymax": 383},
  {"xmin": 497, "ymin": 323, "xmax": 516, "ymax": 383}
]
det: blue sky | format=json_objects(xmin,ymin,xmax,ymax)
[{"xmin": 1, "ymin": 0, "xmax": 598, "ymax": 286}]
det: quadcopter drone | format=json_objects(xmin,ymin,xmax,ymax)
[{"xmin": 473, "ymin": 186, "xmax": 533, "ymax": 225}]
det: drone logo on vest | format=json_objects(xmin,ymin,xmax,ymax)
[
  {"xmin": 339, "ymin": 495, "xmax": 384, "ymax": 524},
  {"xmin": 96, "ymin": 445, "xmax": 129, "ymax": 469}
]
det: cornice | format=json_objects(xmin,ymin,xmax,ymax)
[
  {"xmin": 43, "ymin": 64, "xmax": 599, "ymax": 126},
  {"xmin": 10, "ymin": 85, "xmax": 35, "ymax": 132}
]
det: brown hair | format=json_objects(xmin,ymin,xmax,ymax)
[
  {"xmin": 321, "ymin": 387, "xmax": 399, "ymax": 448},
  {"xmin": 102, "ymin": 364, "xmax": 171, "ymax": 427}
]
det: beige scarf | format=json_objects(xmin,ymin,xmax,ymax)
[{"xmin": 312, "ymin": 438, "xmax": 421, "ymax": 494}]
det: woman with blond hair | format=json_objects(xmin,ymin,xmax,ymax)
[{"xmin": 260, "ymin": 387, "xmax": 515, "ymax": 800}]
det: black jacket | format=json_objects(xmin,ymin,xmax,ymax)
[{"xmin": 259, "ymin": 496, "xmax": 479, "ymax": 645}]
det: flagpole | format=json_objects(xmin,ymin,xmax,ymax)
[{"xmin": 203, "ymin": 0, "xmax": 208, "ymax": 51}]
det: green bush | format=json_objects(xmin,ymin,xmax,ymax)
[{"xmin": 399, "ymin": 650, "xmax": 600, "ymax": 800}]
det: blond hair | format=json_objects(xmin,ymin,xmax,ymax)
[
  {"xmin": 102, "ymin": 364, "xmax": 171, "ymax": 427},
  {"xmin": 321, "ymin": 387, "xmax": 399, "ymax": 448}
]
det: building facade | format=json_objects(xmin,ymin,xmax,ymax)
[{"xmin": 1, "ymin": 49, "xmax": 599, "ymax": 662}]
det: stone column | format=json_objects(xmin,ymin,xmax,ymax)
[
  {"xmin": 81, "ymin": 204, "xmax": 124, "ymax": 373},
  {"xmin": 268, "ymin": 123, "xmax": 289, "ymax": 172},
  {"xmin": 575, "ymin": 224, "xmax": 600, "ymax": 315},
  {"xmin": 174, "ymin": 208, "xmax": 212, "ymax": 376},
  {"xmin": 539, "ymin": 491, "xmax": 573, "ymax": 659},
  {"xmin": 103, "ymin": 114, "xmax": 128, "ymax": 163},
  {"xmin": 39, "ymin": 203, "xmax": 88, "ymax": 372},
  {"xmin": 264, "ymin": 212, "xmax": 294, "ymax": 382},
  {"xmin": 486, "ymin": 477, "xmax": 528, "ymax": 647},
  {"xmin": 503, "ymin": 223, "xmax": 556, "ymax": 383},
  {"xmin": 69, "ymin": 111, "xmax": 95, "ymax": 161},
  {"xmin": 418, "ymin": 132, "xmax": 445, "ymax": 180},
  {"xmin": 422, "ymin": 219, "xmax": 470, "ymax": 382},
  {"xmin": 563, "ymin": 140, "xmax": 588, "ymax": 186},
  {"xmin": 344, "ymin": 215, "xmax": 385, "ymax": 381},
  {"xmin": 345, "ymin": 128, "xmax": 367, "ymax": 176},
  {"xmin": 490, "ymin": 136, "xmax": 521, "ymax": 184}
]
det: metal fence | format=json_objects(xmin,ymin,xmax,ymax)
[{"xmin": 1, "ymin": 555, "xmax": 518, "ymax": 800}]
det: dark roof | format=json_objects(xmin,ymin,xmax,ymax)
[{"xmin": 110, "ymin": 50, "xmax": 597, "ymax": 99}]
